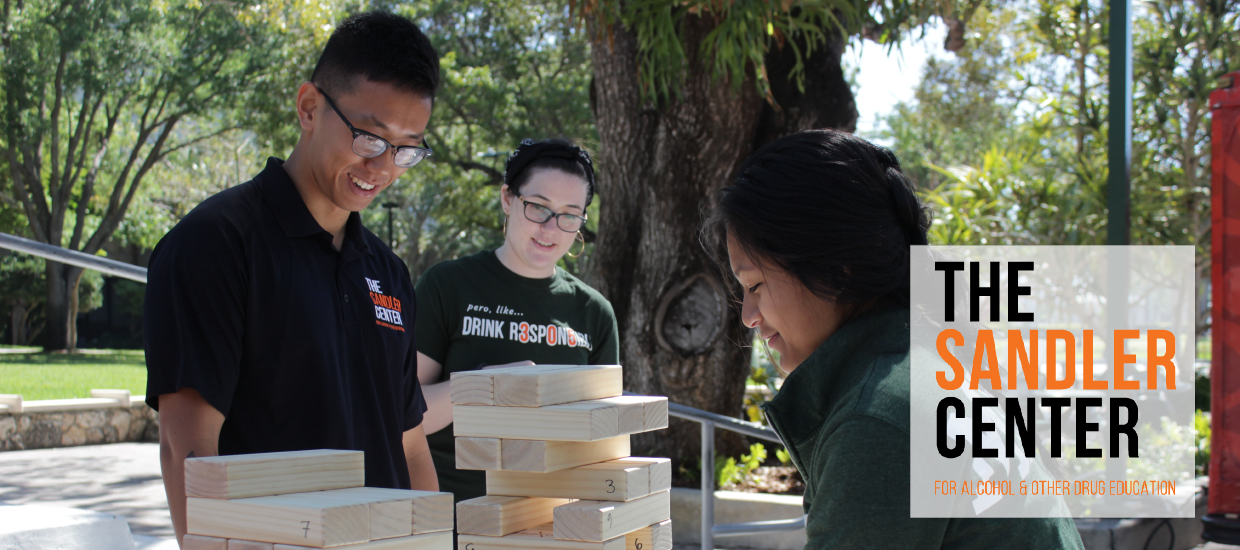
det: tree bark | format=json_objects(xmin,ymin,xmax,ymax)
[
  {"xmin": 43, "ymin": 261, "xmax": 83, "ymax": 351},
  {"xmin": 588, "ymin": 14, "xmax": 858, "ymax": 471}
]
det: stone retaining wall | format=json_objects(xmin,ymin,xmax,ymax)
[{"xmin": 0, "ymin": 403, "xmax": 158, "ymax": 451}]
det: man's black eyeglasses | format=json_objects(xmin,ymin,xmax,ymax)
[
  {"xmin": 315, "ymin": 85, "xmax": 432, "ymax": 168},
  {"xmin": 514, "ymin": 191, "xmax": 586, "ymax": 233}
]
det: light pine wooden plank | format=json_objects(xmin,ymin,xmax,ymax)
[
  {"xmin": 450, "ymin": 371, "xmax": 495, "ymax": 405},
  {"xmin": 587, "ymin": 397, "xmax": 666, "ymax": 433},
  {"xmin": 273, "ymin": 531, "xmax": 452, "ymax": 550},
  {"xmin": 501, "ymin": 437, "xmax": 631, "ymax": 473},
  {"xmin": 228, "ymin": 540, "xmax": 275, "ymax": 550},
  {"xmin": 333, "ymin": 487, "xmax": 454, "ymax": 535},
  {"xmin": 186, "ymin": 493, "xmax": 369, "ymax": 548},
  {"xmin": 185, "ymin": 450, "xmax": 364, "ymax": 500},
  {"xmin": 606, "ymin": 459, "xmax": 671, "ymax": 493},
  {"xmin": 284, "ymin": 488, "xmax": 415, "ymax": 540},
  {"xmin": 491, "ymin": 365, "xmax": 623, "ymax": 407},
  {"xmin": 456, "ymin": 437, "xmax": 503, "ymax": 470},
  {"xmin": 624, "ymin": 520, "xmax": 671, "ymax": 550},
  {"xmin": 485, "ymin": 459, "xmax": 653, "ymax": 502},
  {"xmin": 457, "ymin": 524, "xmax": 626, "ymax": 550},
  {"xmin": 453, "ymin": 402, "xmax": 618, "ymax": 441},
  {"xmin": 552, "ymin": 491, "xmax": 671, "ymax": 542},
  {"xmin": 456, "ymin": 496, "xmax": 572, "ymax": 537},
  {"xmin": 183, "ymin": 534, "xmax": 228, "ymax": 550}
]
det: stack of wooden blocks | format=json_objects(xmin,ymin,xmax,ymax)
[
  {"xmin": 451, "ymin": 364, "xmax": 674, "ymax": 550},
  {"xmin": 180, "ymin": 449, "xmax": 455, "ymax": 549}
]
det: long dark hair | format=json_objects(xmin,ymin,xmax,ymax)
[{"xmin": 705, "ymin": 129, "xmax": 930, "ymax": 311}]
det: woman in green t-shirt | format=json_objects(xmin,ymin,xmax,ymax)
[
  {"xmin": 414, "ymin": 139, "xmax": 620, "ymax": 501},
  {"xmin": 704, "ymin": 130, "xmax": 1085, "ymax": 549}
]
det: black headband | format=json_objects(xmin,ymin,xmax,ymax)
[{"xmin": 504, "ymin": 139, "xmax": 595, "ymax": 191}]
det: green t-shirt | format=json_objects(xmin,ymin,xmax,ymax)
[{"xmin": 414, "ymin": 250, "xmax": 620, "ymax": 501}]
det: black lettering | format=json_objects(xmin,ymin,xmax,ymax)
[
  {"xmin": 1006, "ymin": 397, "xmax": 1036, "ymax": 458},
  {"xmin": 970, "ymin": 261, "xmax": 1001, "ymax": 322},
  {"xmin": 1110, "ymin": 398, "xmax": 1139, "ymax": 458},
  {"xmin": 973, "ymin": 397, "xmax": 999, "ymax": 458},
  {"xmin": 935, "ymin": 262, "xmax": 965, "ymax": 322},
  {"xmin": 1043, "ymin": 397, "xmax": 1072, "ymax": 457},
  {"xmin": 937, "ymin": 397, "xmax": 966, "ymax": 458},
  {"xmin": 1076, "ymin": 397, "xmax": 1102, "ymax": 458},
  {"xmin": 1008, "ymin": 261, "xmax": 1034, "ymax": 322}
]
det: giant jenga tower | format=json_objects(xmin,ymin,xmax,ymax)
[
  {"xmin": 451, "ymin": 364, "xmax": 673, "ymax": 550},
  {"xmin": 180, "ymin": 449, "xmax": 456, "ymax": 549}
]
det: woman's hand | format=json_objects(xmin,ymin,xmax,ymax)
[{"xmin": 481, "ymin": 360, "xmax": 536, "ymax": 370}]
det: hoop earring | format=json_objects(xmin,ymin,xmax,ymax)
[{"xmin": 566, "ymin": 231, "xmax": 586, "ymax": 258}]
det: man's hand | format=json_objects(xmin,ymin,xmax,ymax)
[
  {"xmin": 402, "ymin": 424, "xmax": 438, "ymax": 492},
  {"xmin": 417, "ymin": 354, "xmax": 535, "ymax": 435},
  {"xmin": 158, "ymin": 388, "xmax": 224, "ymax": 547}
]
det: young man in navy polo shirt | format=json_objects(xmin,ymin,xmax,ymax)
[{"xmin": 143, "ymin": 12, "xmax": 440, "ymax": 544}]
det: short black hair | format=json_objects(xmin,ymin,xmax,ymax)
[
  {"xmin": 311, "ymin": 11, "xmax": 440, "ymax": 99},
  {"xmin": 504, "ymin": 139, "xmax": 596, "ymax": 208},
  {"xmin": 704, "ymin": 129, "xmax": 930, "ymax": 310}
]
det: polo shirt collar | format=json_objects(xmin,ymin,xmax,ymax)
[{"xmin": 257, "ymin": 157, "xmax": 373, "ymax": 256}]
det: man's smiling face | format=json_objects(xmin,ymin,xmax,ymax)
[{"xmin": 302, "ymin": 78, "xmax": 433, "ymax": 213}]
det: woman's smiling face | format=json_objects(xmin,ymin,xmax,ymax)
[
  {"xmin": 500, "ymin": 168, "xmax": 589, "ymax": 277},
  {"xmin": 728, "ymin": 230, "xmax": 849, "ymax": 373}
]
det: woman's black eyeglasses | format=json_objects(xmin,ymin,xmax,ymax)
[
  {"xmin": 315, "ymin": 85, "xmax": 432, "ymax": 168},
  {"xmin": 514, "ymin": 191, "xmax": 586, "ymax": 233}
]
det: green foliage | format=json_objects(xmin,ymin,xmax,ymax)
[
  {"xmin": 775, "ymin": 447, "xmax": 792, "ymax": 465},
  {"xmin": 1195, "ymin": 409, "xmax": 1210, "ymax": 477},
  {"xmin": 0, "ymin": 253, "xmax": 104, "ymax": 346},
  {"xmin": 885, "ymin": 0, "xmax": 1237, "ymax": 334},
  {"xmin": 1197, "ymin": 371, "xmax": 1211, "ymax": 412},
  {"xmin": 576, "ymin": 0, "xmax": 979, "ymax": 106},
  {"xmin": 716, "ymin": 442, "xmax": 769, "ymax": 488}
]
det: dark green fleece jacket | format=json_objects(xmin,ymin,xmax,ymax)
[{"xmin": 761, "ymin": 308, "xmax": 1084, "ymax": 550}]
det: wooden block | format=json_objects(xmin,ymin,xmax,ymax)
[
  {"xmin": 456, "ymin": 437, "xmax": 502, "ymax": 470},
  {"xmin": 487, "ymin": 458, "xmax": 663, "ymax": 501},
  {"xmin": 593, "ymin": 397, "xmax": 667, "ymax": 432},
  {"xmin": 186, "ymin": 492, "xmax": 369, "ymax": 547},
  {"xmin": 607, "ymin": 459, "xmax": 671, "ymax": 493},
  {"xmin": 458, "ymin": 523, "xmax": 625, "ymax": 549},
  {"xmin": 283, "ymin": 487, "xmax": 415, "ymax": 540},
  {"xmin": 450, "ymin": 371, "xmax": 495, "ymax": 405},
  {"xmin": 229, "ymin": 540, "xmax": 275, "ymax": 550},
  {"xmin": 186, "ymin": 450, "xmax": 364, "ymax": 500},
  {"xmin": 625, "ymin": 520, "xmax": 671, "ymax": 550},
  {"xmin": 274, "ymin": 531, "xmax": 452, "ymax": 549},
  {"xmin": 184, "ymin": 534, "xmax": 228, "ymax": 550},
  {"xmin": 332, "ymin": 487, "xmax": 454, "ymax": 534},
  {"xmin": 492, "ymin": 365, "xmax": 622, "ymax": 407},
  {"xmin": 552, "ymin": 491, "xmax": 671, "ymax": 542},
  {"xmin": 454, "ymin": 397, "xmax": 659, "ymax": 442},
  {"xmin": 456, "ymin": 496, "xmax": 572, "ymax": 537},
  {"xmin": 501, "ymin": 437, "xmax": 630, "ymax": 473}
]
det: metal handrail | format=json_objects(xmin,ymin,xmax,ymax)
[
  {"xmin": 668, "ymin": 401, "xmax": 807, "ymax": 549},
  {"xmin": 0, "ymin": 232, "xmax": 147, "ymax": 283}
]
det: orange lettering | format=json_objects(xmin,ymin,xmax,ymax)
[
  {"xmin": 1082, "ymin": 330, "xmax": 1107, "ymax": 390},
  {"xmin": 1008, "ymin": 330, "xmax": 1039, "ymax": 390},
  {"xmin": 971, "ymin": 330, "xmax": 1001, "ymax": 390},
  {"xmin": 1147, "ymin": 330, "xmax": 1176, "ymax": 390},
  {"xmin": 1047, "ymin": 330, "xmax": 1076, "ymax": 390},
  {"xmin": 936, "ymin": 329, "xmax": 965, "ymax": 390},
  {"xmin": 1113, "ymin": 330, "xmax": 1140, "ymax": 390}
]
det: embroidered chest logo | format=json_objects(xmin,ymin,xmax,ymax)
[{"xmin": 366, "ymin": 277, "xmax": 404, "ymax": 332}]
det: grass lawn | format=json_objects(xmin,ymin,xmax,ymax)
[{"xmin": 0, "ymin": 349, "xmax": 146, "ymax": 401}]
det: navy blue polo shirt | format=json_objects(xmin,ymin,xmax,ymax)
[{"xmin": 144, "ymin": 157, "xmax": 426, "ymax": 490}]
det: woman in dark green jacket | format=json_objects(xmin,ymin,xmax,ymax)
[{"xmin": 705, "ymin": 130, "xmax": 1084, "ymax": 549}]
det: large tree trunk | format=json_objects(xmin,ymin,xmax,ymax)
[
  {"xmin": 43, "ymin": 262, "xmax": 83, "ymax": 352},
  {"xmin": 588, "ymin": 14, "xmax": 858, "ymax": 472}
]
